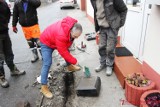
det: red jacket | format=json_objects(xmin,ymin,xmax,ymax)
[{"xmin": 40, "ymin": 16, "xmax": 77, "ymax": 64}]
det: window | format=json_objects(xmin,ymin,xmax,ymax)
[
  {"xmin": 126, "ymin": 0, "xmax": 141, "ymax": 7},
  {"xmin": 9, "ymin": 0, "xmax": 15, "ymax": 2}
]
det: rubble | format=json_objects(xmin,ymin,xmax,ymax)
[
  {"xmin": 38, "ymin": 65, "xmax": 76, "ymax": 107},
  {"xmin": 15, "ymin": 100, "xmax": 30, "ymax": 107}
]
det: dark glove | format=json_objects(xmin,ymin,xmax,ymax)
[{"xmin": 13, "ymin": 26, "xmax": 18, "ymax": 33}]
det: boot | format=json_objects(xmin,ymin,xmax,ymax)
[
  {"xmin": 31, "ymin": 49, "xmax": 39, "ymax": 63},
  {"xmin": 67, "ymin": 64, "xmax": 81, "ymax": 72},
  {"xmin": 40, "ymin": 85, "xmax": 53, "ymax": 98},
  {"xmin": 10, "ymin": 65, "xmax": 26, "ymax": 76},
  {"xmin": 0, "ymin": 76, "xmax": 9, "ymax": 88},
  {"xmin": 106, "ymin": 66, "xmax": 113, "ymax": 76},
  {"xmin": 95, "ymin": 64, "xmax": 106, "ymax": 72}
]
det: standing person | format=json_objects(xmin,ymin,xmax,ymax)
[
  {"xmin": 0, "ymin": 0, "xmax": 25, "ymax": 88},
  {"xmin": 12, "ymin": 0, "xmax": 41, "ymax": 63},
  {"xmin": 90, "ymin": 0, "xmax": 127, "ymax": 76},
  {"xmin": 40, "ymin": 16, "xmax": 82, "ymax": 98}
]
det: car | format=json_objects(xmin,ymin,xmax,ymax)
[
  {"xmin": 60, "ymin": 0, "xmax": 76, "ymax": 9},
  {"xmin": 5, "ymin": 0, "xmax": 15, "ymax": 15}
]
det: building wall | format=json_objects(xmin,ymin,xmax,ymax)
[
  {"xmin": 142, "ymin": 5, "xmax": 160, "ymax": 89},
  {"xmin": 143, "ymin": 5, "xmax": 160, "ymax": 74},
  {"xmin": 77, "ymin": 0, "xmax": 81, "ymax": 6},
  {"xmin": 86, "ymin": 1, "xmax": 94, "ymax": 18},
  {"xmin": 85, "ymin": 0, "xmax": 160, "ymax": 88}
]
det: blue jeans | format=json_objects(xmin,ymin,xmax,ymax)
[{"xmin": 40, "ymin": 43, "xmax": 54, "ymax": 85}]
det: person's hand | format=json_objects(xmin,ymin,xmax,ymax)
[
  {"xmin": 96, "ymin": 31, "xmax": 100, "ymax": 35},
  {"xmin": 12, "ymin": 26, "xmax": 18, "ymax": 33}
]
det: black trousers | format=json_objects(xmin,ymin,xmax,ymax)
[
  {"xmin": 27, "ymin": 38, "xmax": 41, "ymax": 49},
  {"xmin": 0, "ymin": 32, "xmax": 14, "ymax": 77}
]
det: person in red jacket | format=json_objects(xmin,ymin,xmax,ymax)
[{"xmin": 40, "ymin": 16, "xmax": 82, "ymax": 98}]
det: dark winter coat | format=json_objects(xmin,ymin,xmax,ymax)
[
  {"xmin": 12, "ymin": 0, "xmax": 41, "ymax": 27},
  {"xmin": 90, "ymin": 0, "xmax": 128, "ymax": 32},
  {"xmin": 40, "ymin": 17, "xmax": 77, "ymax": 64},
  {"xmin": 0, "ymin": 0, "xmax": 11, "ymax": 34}
]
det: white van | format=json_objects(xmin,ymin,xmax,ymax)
[{"xmin": 60, "ymin": 0, "xmax": 76, "ymax": 9}]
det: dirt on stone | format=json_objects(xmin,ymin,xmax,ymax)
[{"xmin": 39, "ymin": 65, "xmax": 78, "ymax": 107}]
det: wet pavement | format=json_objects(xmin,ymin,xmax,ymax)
[{"xmin": 0, "ymin": 1, "xmax": 136, "ymax": 107}]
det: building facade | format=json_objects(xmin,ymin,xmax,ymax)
[{"xmin": 77, "ymin": 0, "xmax": 160, "ymax": 89}]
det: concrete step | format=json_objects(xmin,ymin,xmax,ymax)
[
  {"xmin": 76, "ymin": 76, "xmax": 101, "ymax": 96},
  {"xmin": 114, "ymin": 37, "xmax": 142, "ymax": 89},
  {"xmin": 114, "ymin": 56, "xmax": 142, "ymax": 89}
]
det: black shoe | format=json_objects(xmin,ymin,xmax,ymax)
[
  {"xmin": 10, "ymin": 66, "xmax": 26, "ymax": 76},
  {"xmin": 0, "ymin": 76, "xmax": 9, "ymax": 88},
  {"xmin": 95, "ymin": 64, "xmax": 106, "ymax": 72}
]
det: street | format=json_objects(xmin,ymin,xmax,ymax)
[{"xmin": 0, "ymin": 1, "xmax": 136, "ymax": 107}]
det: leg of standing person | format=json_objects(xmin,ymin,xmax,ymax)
[
  {"xmin": 0, "ymin": 34, "xmax": 9, "ymax": 88},
  {"xmin": 95, "ymin": 28, "xmax": 107, "ymax": 72},
  {"xmin": 34, "ymin": 38, "xmax": 42, "ymax": 58},
  {"xmin": 40, "ymin": 43, "xmax": 53, "ymax": 98},
  {"xmin": 31, "ymin": 24, "xmax": 41, "ymax": 60},
  {"xmin": 27, "ymin": 38, "xmax": 39, "ymax": 63},
  {"xmin": 4, "ymin": 33, "xmax": 25, "ymax": 76},
  {"xmin": 22, "ymin": 25, "xmax": 41, "ymax": 63},
  {"xmin": 105, "ymin": 28, "xmax": 117, "ymax": 76}
]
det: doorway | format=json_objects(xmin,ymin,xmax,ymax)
[{"xmin": 121, "ymin": 0, "xmax": 151, "ymax": 62}]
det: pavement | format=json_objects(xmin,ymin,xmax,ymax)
[
  {"xmin": 0, "ymin": 2, "xmax": 136, "ymax": 107},
  {"xmin": 65, "ymin": 9, "xmax": 136, "ymax": 107}
]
